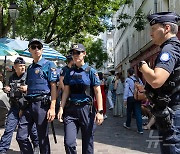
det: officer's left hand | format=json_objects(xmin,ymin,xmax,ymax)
[
  {"xmin": 47, "ymin": 108, "xmax": 56, "ymax": 122},
  {"xmin": 95, "ymin": 113, "xmax": 104, "ymax": 125},
  {"xmin": 19, "ymin": 85, "xmax": 27, "ymax": 92}
]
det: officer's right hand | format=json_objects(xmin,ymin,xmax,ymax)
[{"xmin": 57, "ymin": 107, "xmax": 63, "ymax": 123}]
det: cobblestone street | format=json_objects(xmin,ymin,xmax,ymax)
[{"xmin": 0, "ymin": 110, "xmax": 160, "ymax": 154}]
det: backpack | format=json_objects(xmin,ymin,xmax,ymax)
[{"xmin": 129, "ymin": 77, "xmax": 146, "ymax": 101}]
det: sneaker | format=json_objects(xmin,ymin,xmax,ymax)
[
  {"xmin": 137, "ymin": 131, "xmax": 143, "ymax": 134},
  {"xmin": 123, "ymin": 123, "xmax": 130, "ymax": 129},
  {"xmin": 104, "ymin": 115, "xmax": 108, "ymax": 120}
]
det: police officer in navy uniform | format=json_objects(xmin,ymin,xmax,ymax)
[
  {"xmin": 139, "ymin": 12, "xmax": 180, "ymax": 153},
  {"xmin": 58, "ymin": 44, "xmax": 104, "ymax": 154},
  {"xmin": 56, "ymin": 55, "xmax": 74, "ymax": 115},
  {"xmin": 16, "ymin": 39, "xmax": 57, "ymax": 154},
  {"xmin": 57, "ymin": 55, "xmax": 74, "ymax": 97},
  {"xmin": 0, "ymin": 57, "xmax": 39, "ymax": 154}
]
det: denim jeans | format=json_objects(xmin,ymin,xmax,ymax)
[
  {"xmin": 0, "ymin": 106, "xmax": 38, "ymax": 153},
  {"xmin": 125, "ymin": 96, "xmax": 143, "ymax": 132}
]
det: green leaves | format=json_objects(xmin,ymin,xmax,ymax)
[
  {"xmin": 133, "ymin": 9, "xmax": 147, "ymax": 31},
  {"xmin": 0, "ymin": 0, "xmax": 127, "ymax": 68},
  {"xmin": 85, "ymin": 38, "xmax": 108, "ymax": 69}
]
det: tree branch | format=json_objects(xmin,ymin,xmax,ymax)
[{"xmin": 45, "ymin": 6, "xmax": 58, "ymax": 43}]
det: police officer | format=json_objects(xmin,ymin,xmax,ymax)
[
  {"xmin": 58, "ymin": 43, "xmax": 104, "ymax": 154},
  {"xmin": 57, "ymin": 55, "xmax": 74, "ymax": 96},
  {"xmin": 0, "ymin": 57, "xmax": 39, "ymax": 154},
  {"xmin": 16, "ymin": 39, "xmax": 57, "ymax": 154},
  {"xmin": 139, "ymin": 12, "xmax": 180, "ymax": 153},
  {"xmin": 56, "ymin": 55, "xmax": 74, "ymax": 114}
]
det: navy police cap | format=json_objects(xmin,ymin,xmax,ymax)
[
  {"xmin": 28, "ymin": 38, "xmax": 43, "ymax": 48},
  {"xmin": 14, "ymin": 57, "xmax": 25, "ymax": 64},
  {"xmin": 147, "ymin": 12, "xmax": 180, "ymax": 26},
  {"xmin": 69, "ymin": 43, "xmax": 86, "ymax": 52}
]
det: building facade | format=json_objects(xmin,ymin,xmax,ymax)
[
  {"xmin": 98, "ymin": 31, "xmax": 114, "ymax": 73},
  {"xmin": 113, "ymin": 0, "xmax": 180, "ymax": 79}
]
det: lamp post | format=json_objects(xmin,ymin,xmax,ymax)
[{"xmin": 8, "ymin": 3, "xmax": 19, "ymax": 39}]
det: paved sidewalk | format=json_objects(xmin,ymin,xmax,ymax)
[{"xmin": 0, "ymin": 110, "xmax": 160, "ymax": 154}]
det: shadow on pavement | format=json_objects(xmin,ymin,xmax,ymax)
[{"xmin": 50, "ymin": 109, "xmax": 160, "ymax": 154}]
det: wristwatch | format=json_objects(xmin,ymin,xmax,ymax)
[
  {"xmin": 97, "ymin": 110, "xmax": 104, "ymax": 115},
  {"xmin": 138, "ymin": 61, "xmax": 147, "ymax": 70}
]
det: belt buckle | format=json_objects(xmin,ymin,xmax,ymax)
[{"xmin": 75, "ymin": 102, "xmax": 80, "ymax": 106}]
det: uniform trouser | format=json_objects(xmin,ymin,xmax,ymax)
[
  {"xmin": 159, "ymin": 108, "xmax": 180, "ymax": 154},
  {"xmin": 63, "ymin": 104, "xmax": 96, "ymax": 154},
  {"xmin": 125, "ymin": 97, "xmax": 143, "ymax": 132},
  {"xmin": 0, "ymin": 106, "xmax": 38, "ymax": 153},
  {"xmin": 107, "ymin": 90, "xmax": 113, "ymax": 108},
  {"xmin": 16, "ymin": 101, "xmax": 50, "ymax": 154}
]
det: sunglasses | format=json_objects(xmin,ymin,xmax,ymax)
[
  {"xmin": 30, "ymin": 44, "xmax": 42, "ymax": 50},
  {"xmin": 70, "ymin": 50, "xmax": 84, "ymax": 55}
]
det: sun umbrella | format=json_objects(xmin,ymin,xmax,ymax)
[
  {"xmin": 0, "ymin": 43, "xmax": 19, "ymax": 87},
  {"xmin": 0, "ymin": 43, "xmax": 19, "ymax": 56},
  {"xmin": 0, "ymin": 38, "xmax": 66, "ymax": 61}
]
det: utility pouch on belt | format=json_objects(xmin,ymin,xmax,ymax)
[
  {"xmin": 153, "ymin": 107, "xmax": 174, "ymax": 131},
  {"xmin": 41, "ymin": 96, "xmax": 51, "ymax": 106}
]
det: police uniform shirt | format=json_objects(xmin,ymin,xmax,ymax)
[
  {"xmin": 26, "ymin": 58, "xmax": 57, "ymax": 96},
  {"xmin": 60, "ymin": 66, "xmax": 70, "ymax": 77},
  {"xmin": 155, "ymin": 37, "xmax": 180, "ymax": 105},
  {"xmin": 155, "ymin": 37, "xmax": 180, "ymax": 73},
  {"xmin": 64, "ymin": 63, "xmax": 100, "ymax": 103},
  {"xmin": 9, "ymin": 72, "xmax": 26, "ymax": 87}
]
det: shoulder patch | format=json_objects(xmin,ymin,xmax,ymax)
[
  {"xmin": 70, "ymin": 71, "xmax": 74, "ymax": 76},
  {"xmin": 160, "ymin": 52, "xmax": 170, "ymax": 62}
]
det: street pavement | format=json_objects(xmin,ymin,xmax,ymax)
[{"xmin": 0, "ymin": 109, "xmax": 160, "ymax": 154}]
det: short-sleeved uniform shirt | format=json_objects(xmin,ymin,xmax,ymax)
[
  {"xmin": 155, "ymin": 37, "xmax": 180, "ymax": 73},
  {"xmin": 26, "ymin": 58, "xmax": 57, "ymax": 96},
  {"xmin": 64, "ymin": 63, "xmax": 100, "ymax": 103},
  {"xmin": 155, "ymin": 37, "xmax": 180, "ymax": 104},
  {"xmin": 60, "ymin": 65, "xmax": 71, "ymax": 84}
]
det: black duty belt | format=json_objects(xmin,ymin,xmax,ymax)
[
  {"xmin": 26, "ymin": 95, "xmax": 50, "ymax": 102},
  {"xmin": 70, "ymin": 101, "xmax": 92, "ymax": 106}
]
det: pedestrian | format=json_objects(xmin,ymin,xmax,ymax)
[
  {"xmin": 16, "ymin": 39, "xmax": 57, "ymax": 154},
  {"xmin": 58, "ymin": 43, "xmax": 104, "ymax": 154},
  {"xmin": 94, "ymin": 72, "xmax": 107, "ymax": 119},
  {"xmin": 139, "ymin": 12, "xmax": 180, "ymax": 153},
  {"xmin": 0, "ymin": 57, "xmax": 39, "ymax": 154},
  {"xmin": 113, "ymin": 72, "xmax": 125, "ymax": 117},
  {"xmin": 106, "ymin": 70, "xmax": 115, "ymax": 110},
  {"xmin": 123, "ymin": 68, "xmax": 143, "ymax": 134}
]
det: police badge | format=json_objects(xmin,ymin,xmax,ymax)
[{"xmin": 35, "ymin": 69, "xmax": 40, "ymax": 74}]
